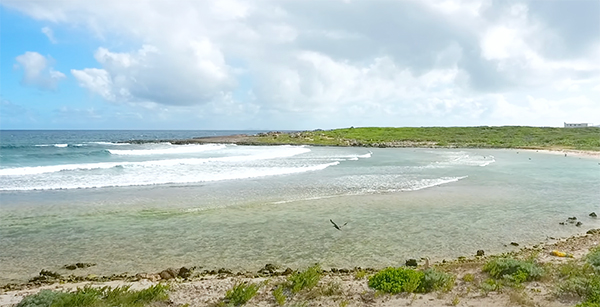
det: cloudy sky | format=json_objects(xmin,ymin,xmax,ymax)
[{"xmin": 1, "ymin": 0, "xmax": 599, "ymax": 130}]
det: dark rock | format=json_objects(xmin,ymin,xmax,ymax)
[
  {"xmin": 330, "ymin": 268, "xmax": 339, "ymax": 273},
  {"xmin": 178, "ymin": 266, "xmax": 193, "ymax": 279},
  {"xmin": 559, "ymin": 222, "xmax": 565, "ymax": 225},
  {"xmin": 587, "ymin": 229, "xmax": 600, "ymax": 235},
  {"xmin": 576, "ymin": 222, "xmax": 583, "ymax": 227},
  {"xmin": 476, "ymin": 250, "xmax": 485, "ymax": 257},
  {"xmin": 65, "ymin": 264, "xmax": 77, "ymax": 270},
  {"xmin": 159, "ymin": 268, "xmax": 178, "ymax": 280},
  {"xmin": 510, "ymin": 242, "xmax": 519, "ymax": 246},
  {"xmin": 218, "ymin": 268, "xmax": 232, "ymax": 274},
  {"xmin": 39, "ymin": 269, "xmax": 61, "ymax": 279},
  {"xmin": 338, "ymin": 268, "xmax": 350, "ymax": 274},
  {"xmin": 590, "ymin": 212, "xmax": 598, "ymax": 218},
  {"xmin": 568, "ymin": 217, "xmax": 577, "ymax": 221},
  {"xmin": 405, "ymin": 259, "xmax": 418, "ymax": 267},
  {"xmin": 258, "ymin": 263, "xmax": 278, "ymax": 275},
  {"xmin": 282, "ymin": 268, "xmax": 293, "ymax": 276}
]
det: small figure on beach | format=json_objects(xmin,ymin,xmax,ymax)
[{"xmin": 330, "ymin": 219, "xmax": 348, "ymax": 231}]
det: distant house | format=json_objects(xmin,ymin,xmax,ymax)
[{"xmin": 564, "ymin": 122, "xmax": 589, "ymax": 128}]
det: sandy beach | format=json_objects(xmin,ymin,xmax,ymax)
[{"xmin": 3, "ymin": 228, "xmax": 599, "ymax": 307}]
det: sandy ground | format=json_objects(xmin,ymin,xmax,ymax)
[{"xmin": 2, "ymin": 230, "xmax": 599, "ymax": 307}]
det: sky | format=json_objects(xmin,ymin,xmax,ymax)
[{"xmin": 1, "ymin": 0, "xmax": 599, "ymax": 130}]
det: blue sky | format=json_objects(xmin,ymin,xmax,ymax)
[{"xmin": 1, "ymin": 0, "xmax": 599, "ymax": 130}]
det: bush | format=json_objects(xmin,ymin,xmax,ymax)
[
  {"xmin": 420, "ymin": 269, "xmax": 455, "ymax": 292},
  {"xmin": 16, "ymin": 285, "xmax": 170, "ymax": 307},
  {"xmin": 368, "ymin": 267, "xmax": 424, "ymax": 294},
  {"xmin": 483, "ymin": 258, "xmax": 544, "ymax": 283},
  {"xmin": 587, "ymin": 247, "xmax": 600, "ymax": 271},
  {"xmin": 16, "ymin": 290, "xmax": 65, "ymax": 307},
  {"xmin": 288, "ymin": 264, "xmax": 322, "ymax": 293},
  {"xmin": 223, "ymin": 282, "xmax": 260, "ymax": 306},
  {"xmin": 272, "ymin": 285, "xmax": 286, "ymax": 306}
]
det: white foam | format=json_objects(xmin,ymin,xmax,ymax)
[
  {"xmin": 108, "ymin": 144, "xmax": 226, "ymax": 155},
  {"xmin": 401, "ymin": 176, "xmax": 468, "ymax": 191},
  {"xmin": 0, "ymin": 161, "xmax": 340, "ymax": 191},
  {"xmin": 90, "ymin": 142, "xmax": 131, "ymax": 146},
  {"xmin": 54, "ymin": 144, "xmax": 68, "ymax": 148},
  {"xmin": 0, "ymin": 146, "xmax": 312, "ymax": 176}
]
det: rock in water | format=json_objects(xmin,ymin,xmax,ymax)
[
  {"xmin": 510, "ymin": 242, "xmax": 519, "ymax": 246},
  {"xmin": 576, "ymin": 222, "xmax": 583, "ymax": 227},
  {"xmin": 405, "ymin": 259, "xmax": 418, "ymax": 267},
  {"xmin": 476, "ymin": 250, "xmax": 485, "ymax": 257},
  {"xmin": 590, "ymin": 212, "xmax": 598, "ymax": 218}
]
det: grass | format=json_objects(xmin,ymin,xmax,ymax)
[
  {"xmin": 253, "ymin": 126, "xmax": 600, "ymax": 150},
  {"xmin": 16, "ymin": 284, "xmax": 169, "ymax": 307},
  {"xmin": 287, "ymin": 264, "xmax": 322, "ymax": 294},
  {"xmin": 222, "ymin": 282, "xmax": 260, "ymax": 306},
  {"xmin": 272, "ymin": 285, "xmax": 286, "ymax": 306},
  {"xmin": 367, "ymin": 267, "xmax": 455, "ymax": 294}
]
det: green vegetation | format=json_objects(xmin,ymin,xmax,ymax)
[
  {"xmin": 16, "ymin": 284, "xmax": 169, "ymax": 307},
  {"xmin": 255, "ymin": 126, "xmax": 600, "ymax": 150},
  {"xmin": 221, "ymin": 282, "xmax": 260, "ymax": 306},
  {"xmin": 483, "ymin": 257, "xmax": 544, "ymax": 284},
  {"xmin": 367, "ymin": 267, "xmax": 455, "ymax": 294},
  {"xmin": 554, "ymin": 247, "xmax": 600, "ymax": 307},
  {"xmin": 272, "ymin": 285, "xmax": 286, "ymax": 306},
  {"xmin": 287, "ymin": 264, "xmax": 322, "ymax": 293}
]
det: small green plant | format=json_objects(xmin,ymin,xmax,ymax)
[
  {"xmin": 421, "ymin": 269, "xmax": 455, "ymax": 292},
  {"xmin": 321, "ymin": 281, "xmax": 343, "ymax": 296},
  {"xmin": 223, "ymin": 282, "xmax": 260, "ymax": 306},
  {"xmin": 483, "ymin": 257, "xmax": 544, "ymax": 284},
  {"xmin": 451, "ymin": 295, "xmax": 460, "ymax": 306},
  {"xmin": 462, "ymin": 273, "xmax": 475, "ymax": 282},
  {"xmin": 368, "ymin": 267, "xmax": 424, "ymax": 294},
  {"xmin": 16, "ymin": 284, "xmax": 170, "ymax": 307},
  {"xmin": 288, "ymin": 264, "xmax": 322, "ymax": 293},
  {"xmin": 480, "ymin": 278, "xmax": 502, "ymax": 294},
  {"xmin": 354, "ymin": 269, "xmax": 368, "ymax": 280},
  {"xmin": 339, "ymin": 300, "xmax": 349, "ymax": 307},
  {"xmin": 273, "ymin": 285, "xmax": 286, "ymax": 306}
]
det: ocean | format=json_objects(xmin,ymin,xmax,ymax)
[{"xmin": 1, "ymin": 130, "xmax": 599, "ymax": 283}]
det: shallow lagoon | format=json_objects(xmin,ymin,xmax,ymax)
[{"xmin": 1, "ymin": 147, "xmax": 599, "ymax": 283}]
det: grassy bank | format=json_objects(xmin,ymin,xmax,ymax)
[{"xmin": 253, "ymin": 126, "xmax": 600, "ymax": 150}]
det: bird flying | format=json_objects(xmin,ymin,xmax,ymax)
[{"xmin": 330, "ymin": 219, "xmax": 348, "ymax": 231}]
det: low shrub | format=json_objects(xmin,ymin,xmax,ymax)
[
  {"xmin": 16, "ymin": 284, "xmax": 170, "ymax": 307},
  {"xmin": 223, "ymin": 282, "xmax": 260, "ymax": 306},
  {"xmin": 587, "ymin": 247, "xmax": 600, "ymax": 271},
  {"xmin": 272, "ymin": 285, "xmax": 286, "ymax": 306},
  {"xmin": 421, "ymin": 269, "xmax": 455, "ymax": 292},
  {"xmin": 368, "ymin": 267, "xmax": 423, "ymax": 294},
  {"xmin": 288, "ymin": 264, "xmax": 322, "ymax": 293},
  {"xmin": 483, "ymin": 258, "xmax": 544, "ymax": 283}
]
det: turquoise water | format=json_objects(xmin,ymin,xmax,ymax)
[{"xmin": 1, "ymin": 131, "xmax": 599, "ymax": 283}]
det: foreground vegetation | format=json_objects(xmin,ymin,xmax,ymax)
[
  {"xmin": 253, "ymin": 126, "xmax": 600, "ymax": 150},
  {"xmin": 16, "ymin": 284, "xmax": 170, "ymax": 307},
  {"xmin": 15, "ymin": 246, "xmax": 600, "ymax": 307}
]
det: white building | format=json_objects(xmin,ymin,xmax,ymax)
[{"xmin": 564, "ymin": 122, "xmax": 589, "ymax": 128}]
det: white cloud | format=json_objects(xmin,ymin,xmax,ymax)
[
  {"xmin": 41, "ymin": 26, "xmax": 57, "ymax": 43},
  {"xmin": 4, "ymin": 0, "xmax": 599, "ymax": 128},
  {"xmin": 14, "ymin": 51, "xmax": 66, "ymax": 90}
]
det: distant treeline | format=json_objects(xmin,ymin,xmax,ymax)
[{"xmin": 254, "ymin": 126, "xmax": 600, "ymax": 150}]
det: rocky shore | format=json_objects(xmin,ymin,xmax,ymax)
[{"xmin": 3, "ymin": 228, "xmax": 600, "ymax": 307}]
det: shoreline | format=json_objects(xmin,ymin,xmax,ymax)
[
  {"xmin": 3, "ymin": 228, "xmax": 600, "ymax": 306},
  {"xmin": 144, "ymin": 132, "xmax": 600, "ymax": 159}
]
